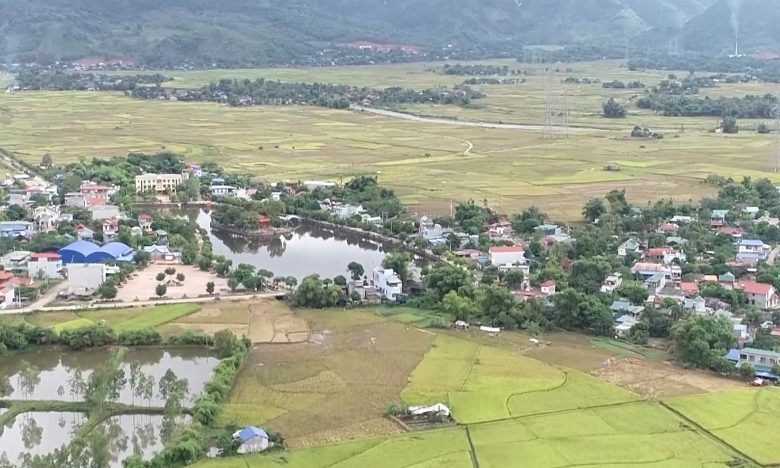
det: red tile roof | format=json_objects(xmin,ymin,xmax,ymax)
[
  {"xmin": 541, "ymin": 280, "xmax": 556, "ymax": 287},
  {"xmin": 32, "ymin": 253, "xmax": 61, "ymax": 260},
  {"xmin": 0, "ymin": 271, "xmax": 13, "ymax": 282},
  {"xmin": 719, "ymin": 227, "xmax": 744, "ymax": 236},
  {"xmin": 647, "ymin": 247, "xmax": 674, "ymax": 257},
  {"xmin": 86, "ymin": 197, "xmax": 106, "ymax": 207},
  {"xmin": 139, "ymin": 214, "xmax": 152, "ymax": 220},
  {"xmin": 658, "ymin": 223, "xmax": 679, "ymax": 232},
  {"xmin": 681, "ymin": 282, "xmax": 699, "ymax": 293},
  {"xmin": 489, "ymin": 246, "xmax": 523, "ymax": 253},
  {"xmin": 80, "ymin": 185, "xmax": 110, "ymax": 191},
  {"xmin": 738, "ymin": 281, "xmax": 773, "ymax": 295},
  {"xmin": 257, "ymin": 215, "xmax": 271, "ymax": 224}
]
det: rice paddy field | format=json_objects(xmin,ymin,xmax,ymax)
[{"xmin": 4, "ymin": 59, "xmax": 780, "ymax": 219}]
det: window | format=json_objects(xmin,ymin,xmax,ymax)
[
  {"xmin": 771, "ymin": 359, "xmax": 776, "ymax": 365},
  {"xmin": 749, "ymin": 355, "xmax": 755, "ymax": 362},
  {"xmin": 760, "ymin": 357, "xmax": 767, "ymax": 364}
]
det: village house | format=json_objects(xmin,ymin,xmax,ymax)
[
  {"xmin": 718, "ymin": 226, "xmax": 744, "ymax": 241},
  {"xmin": 130, "ymin": 226, "xmax": 143, "ymax": 237},
  {"xmin": 670, "ymin": 215, "xmax": 692, "ymax": 224},
  {"xmin": 156, "ymin": 230, "xmax": 169, "ymax": 245},
  {"xmin": 488, "ymin": 246, "xmax": 525, "ymax": 267},
  {"xmin": 643, "ymin": 273, "xmax": 667, "ymax": 293},
  {"xmin": 645, "ymin": 247, "xmax": 684, "ymax": 265},
  {"xmin": 103, "ymin": 218, "xmax": 119, "ymax": 242},
  {"xmin": 514, "ymin": 280, "xmax": 556, "ymax": 302},
  {"xmin": 28, "ymin": 253, "xmax": 63, "ymax": 279},
  {"xmin": 89, "ymin": 204, "xmax": 120, "ymax": 220},
  {"xmin": 725, "ymin": 348, "xmax": 780, "ymax": 379},
  {"xmin": 64, "ymin": 192, "xmax": 88, "ymax": 208},
  {"xmin": 631, "ymin": 262, "xmax": 681, "ymax": 282},
  {"xmin": 736, "ymin": 281, "xmax": 778, "ymax": 309},
  {"xmin": 711, "ymin": 210, "xmax": 729, "ymax": 227},
  {"xmin": 0, "ymin": 221, "xmax": 33, "ymax": 239},
  {"xmin": 719, "ymin": 272, "xmax": 736, "ymax": 289},
  {"xmin": 257, "ymin": 215, "xmax": 272, "ymax": 229},
  {"xmin": 138, "ymin": 214, "xmax": 153, "ymax": 231},
  {"xmin": 333, "ymin": 203, "xmax": 364, "ymax": 219},
  {"xmin": 373, "ymin": 266, "xmax": 403, "ymax": 301},
  {"xmin": 75, "ymin": 224, "xmax": 94, "ymax": 241},
  {"xmin": 234, "ymin": 427, "xmax": 270, "ymax": 454},
  {"xmin": 617, "ymin": 238, "xmax": 641, "ymax": 257},
  {"xmin": 656, "ymin": 223, "xmax": 679, "ymax": 235},
  {"xmin": 600, "ymin": 273, "xmax": 623, "ymax": 293},
  {"xmin": 0, "ymin": 251, "xmax": 32, "ymax": 273},
  {"xmin": 135, "ymin": 173, "xmax": 183, "ymax": 193},
  {"xmin": 742, "ymin": 206, "xmax": 760, "ymax": 218},
  {"xmin": 33, "ymin": 206, "xmax": 59, "ymax": 232},
  {"xmin": 419, "ymin": 216, "xmax": 443, "ymax": 240},
  {"xmin": 210, "ymin": 185, "xmax": 237, "ymax": 197},
  {"xmin": 80, "ymin": 184, "xmax": 111, "ymax": 200},
  {"xmin": 737, "ymin": 238, "xmax": 771, "ymax": 262}
]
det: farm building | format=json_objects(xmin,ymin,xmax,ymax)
[
  {"xmin": 234, "ymin": 426, "xmax": 270, "ymax": 454},
  {"xmin": 58, "ymin": 241, "xmax": 135, "ymax": 264}
]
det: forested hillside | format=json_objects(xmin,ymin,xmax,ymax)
[
  {"xmin": 681, "ymin": 0, "xmax": 780, "ymax": 53},
  {"xmin": 0, "ymin": 0, "xmax": 753, "ymax": 66}
]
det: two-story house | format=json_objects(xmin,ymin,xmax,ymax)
[
  {"xmin": 737, "ymin": 238, "xmax": 771, "ymax": 261},
  {"xmin": 488, "ymin": 246, "xmax": 525, "ymax": 267},
  {"xmin": 737, "ymin": 281, "xmax": 778, "ymax": 309},
  {"xmin": 711, "ymin": 209, "xmax": 729, "ymax": 228},
  {"xmin": 103, "ymin": 218, "xmax": 119, "ymax": 242},
  {"xmin": 373, "ymin": 266, "xmax": 403, "ymax": 301}
]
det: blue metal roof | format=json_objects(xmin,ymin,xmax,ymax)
[
  {"xmin": 60, "ymin": 240, "xmax": 100, "ymax": 256},
  {"xmin": 740, "ymin": 239, "xmax": 765, "ymax": 246},
  {"xmin": 100, "ymin": 242, "xmax": 132, "ymax": 257},
  {"xmin": 724, "ymin": 349, "xmax": 740, "ymax": 361},
  {"xmin": 238, "ymin": 427, "xmax": 268, "ymax": 442}
]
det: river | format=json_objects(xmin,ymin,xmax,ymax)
[{"xmin": 159, "ymin": 207, "xmax": 428, "ymax": 280}]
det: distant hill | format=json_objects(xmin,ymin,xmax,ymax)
[
  {"xmin": 681, "ymin": 0, "xmax": 780, "ymax": 53},
  {"xmin": 0, "ymin": 0, "xmax": 735, "ymax": 65}
]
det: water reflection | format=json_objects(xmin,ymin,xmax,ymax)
[
  {"xmin": 0, "ymin": 412, "xmax": 189, "ymax": 467},
  {"xmin": 157, "ymin": 207, "xmax": 427, "ymax": 279},
  {"xmin": 0, "ymin": 348, "xmax": 218, "ymax": 405}
]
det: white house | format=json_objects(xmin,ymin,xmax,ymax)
[
  {"xmin": 488, "ymin": 246, "xmax": 525, "ymax": 267},
  {"xmin": 333, "ymin": 204, "xmax": 364, "ymax": 219},
  {"xmin": 67, "ymin": 263, "xmax": 109, "ymax": 295},
  {"xmin": 33, "ymin": 206, "xmax": 60, "ymax": 232},
  {"xmin": 737, "ymin": 281, "xmax": 778, "ymax": 309},
  {"xmin": 234, "ymin": 427, "xmax": 270, "ymax": 454},
  {"xmin": 373, "ymin": 266, "xmax": 403, "ymax": 300},
  {"xmin": 28, "ymin": 253, "xmax": 63, "ymax": 279},
  {"xmin": 210, "ymin": 185, "xmax": 237, "ymax": 197},
  {"xmin": 600, "ymin": 273, "xmax": 623, "ymax": 293},
  {"xmin": 617, "ymin": 238, "xmax": 640, "ymax": 257},
  {"xmin": 419, "ymin": 216, "xmax": 443, "ymax": 240}
]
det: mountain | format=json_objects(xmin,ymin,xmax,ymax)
[
  {"xmin": 0, "ymin": 0, "xmax": 727, "ymax": 65},
  {"xmin": 681, "ymin": 0, "xmax": 780, "ymax": 53}
]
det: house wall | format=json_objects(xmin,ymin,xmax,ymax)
[
  {"xmin": 739, "ymin": 351, "xmax": 780, "ymax": 367},
  {"xmin": 28, "ymin": 259, "xmax": 62, "ymax": 279},
  {"xmin": 67, "ymin": 264, "xmax": 106, "ymax": 294},
  {"xmin": 746, "ymin": 290, "xmax": 776, "ymax": 308},
  {"xmin": 490, "ymin": 251, "xmax": 525, "ymax": 266},
  {"xmin": 135, "ymin": 174, "xmax": 183, "ymax": 193},
  {"xmin": 242, "ymin": 436, "xmax": 269, "ymax": 454},
  {"xmin": 373, "ymin": 268, "xmax": 402, "ymax": 300}
]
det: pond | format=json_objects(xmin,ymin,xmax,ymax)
[
  {"xmin": 0, "ymin": 347, "xmax": 218, "ymax": 406},
  {"xmin": 0, "ymin": 412, "xmax": 189, "ymax": 467},
  {"xmin": 159, "ymin": 207, "xmax": 428, "ymax": 279}
]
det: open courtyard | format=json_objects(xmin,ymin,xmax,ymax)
[{"xmin": 116, "ymin": 263, "xmax": 229, "ymax": 301}]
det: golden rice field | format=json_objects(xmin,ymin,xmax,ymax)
[{"xmin": 3, "ymin": 60, "xmax": 780, "ymax": 219}]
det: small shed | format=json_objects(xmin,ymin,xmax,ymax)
[
  {"xmin": 234, "ymin": 426, "xmax": 270, "ymax": 454},
  {"xmin": 455, "ymin": 320, "xmax": 469, "ymax": 330},
  {"xmin": 479, "ymin": 325, "xmax": 500, "ymax": 337}
]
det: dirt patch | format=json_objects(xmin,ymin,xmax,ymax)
[
  {"xmin": 177, "ymin": 305, "xmax": 249, "ymax": 324},
  {"xmin": 286, "ymin": 417, "xmax": 402, "ymax": 448},
  {"xmin": 248, "ymin": 301, "xmax": 310, "ymax": 343},
  {"xmin": 593, "ymin": 358, "xmax": 744, "ymax": 400}
]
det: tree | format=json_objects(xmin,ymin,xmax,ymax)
[
  {"xmin": 671, "ymin": 316, "xmax": 737, "ymax": 370},
  {"xmin": 206, "ymin": 281, "xmax": 215, "ymax": 295},
  {"xmin": 442, "ymin": 290, "xmax": 476, "ymax": 321},
  {"xmin": 333, "ymin": 275, "xmax": 347, "ymax": 286},
  {"xmin": 99, "ymin": 283, "xmax": 117, "ymax": 300},
  {"xmin": 627, "ymin": 322, "xmax": 650, "ymax": 345},
  {"xmin": 41, "ymin": 153, "xmax": 53, "ymax": 167},
  {"xmin": 602, "ymin": 98, "xmax": 626, "ymax": 118},
  {"xmin": 414, "ymin": 236, "xmax": 430, "ymax": 249},
  {"xmin": 155, "ymin": 283, "xmax": 167, "ymax": 297},
  {"xmin": 721, "ymin": 116, "xmax": 739, "ymax": 134},
  {"xmin": 176, "ymin": 273, "xmax": 185, "ymax": 282},
  {"xmin": 350, "ymin": 291, "xmax": 362, "ymax": 302},
  {"xmin": 215, "ymin": 330, "xmax": 240, "ymax": 358},
  {"xmin": 477, "ymin": 284, "xmax": 518, "ymax": 323},
  {"xmin": 772, "ymin": 364, "xmax": 780, "ymax": 379},
  {"xmin": 425, "ymin": 264, "xmax": 475, "ymax": 301},
  {"xmin": 285, "ymin": 276, "xmax": 298, "ymax": 289},
  {"xmin": 445, "ymin": 232, "xmax": 461, "ymax": 250},
  {"xmin": 582, "ymin": 198, "xmax": 606, "ymax": 222},
  {"xmin": 198, "ymin": 257, "xmax": 212, "ymax": 271},
  {"xmin": 155, "ymin": 273, "xmax": 166, "ymax": 282},
  {"xmin": 347, "ymin": 262, "xmax": 365, "ymax": 281},
  {"xmin": 758, "ymin": 122, "xmax": 770, "ymax": 134},
  {"xmin": 165, "ymin": 267, "xmax": 177, "ymax": 276},
  {"xmin": 382, "ymin": 251, "xmax": 411, "ymax": 286},
  {"xmin": 227, "ymin": 277, "xmax": 239, "ymax": 291},
  {"xmin": 216, "ymin": 262, "xmax": 231, "ymax": 277},
  {"xmin": 738, "ymin": 362, "xmax": 756, "ymax": 380},
  {"xmin": 504, "ymin": 269, "xmax": 524, "ymax": 290},
  {"xmin": 618, "ymin": 281, "xmax": 649, "ymax": 305}
]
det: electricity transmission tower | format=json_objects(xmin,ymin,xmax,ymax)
[{"xmin": 543, "ymin": 71, "xmax": 569, "ymax": 139}]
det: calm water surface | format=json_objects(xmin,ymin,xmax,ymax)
[
  {"xmin": 161, "ymin": 207, "xmax": 427, "ymax": 279},
  {"xmin": 0, "ymin": 348, "xmax": 218, "ymax": 406}
]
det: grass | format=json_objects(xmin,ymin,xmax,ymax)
[
  {"xmin": 219, "ymin": 311, "xmax": 434, "ymax": 446},
  {"xmin": 194, "ymin": 428, "xmax": 472, "ymax": 468},
  {"xmin": 5, "ymin": 58, "xmax": 778, "ymax": 220},
  {"xmin": 110, "ymin": 304, "xmax": 200, "ymax": 332},
  {"xmin": 665, "ymin": 387, "xmax": 780, "ymax": 465},
  {"xmin": 52, "ymin": 318, "xmax": 95, "ymax": 334}
]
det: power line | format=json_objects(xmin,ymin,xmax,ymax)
[{"xmin": 543, "ymin": 70, "xmax": 569, "ymax": 139}]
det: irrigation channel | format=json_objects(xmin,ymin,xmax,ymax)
[
  {"xmin": 155, "ymin": 206, "xmax": 430, "ymax": 279},
  {"xmin": 0, "ymin": 348, "xmax": 217, "ymax": 466},
  {"xmin": 351, "ymin": 105, "xmax": 603, "ymax": 132}
]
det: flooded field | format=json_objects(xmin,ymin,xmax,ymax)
[
  {"xmin": 0, "ymin": 347, "xmax": 218, "ymax": 406},
  {"xmin": 0, "ymin": 412, "xmax": 190, "ymax": 467}
]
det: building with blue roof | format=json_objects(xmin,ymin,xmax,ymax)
[
  {"xmin": 737, "ymin": 238, "xmax": 770, "ymax": 261},
  {"xmin": 233, "ymin": 426, "xmax": 270, "ymax": 454},
  {"xmin": 59, "ymin": 241, "xmax": 135, "ymax": 264},
  {"xmin": 725, "ymin": 348, "xmax": 779, "ymax": 381}
]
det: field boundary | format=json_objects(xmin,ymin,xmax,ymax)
[
  {"xmin": 466, "ymin": 398, "xmax": 641, "ymax": 428},
  {"xmin": 659, "ymin": 401, "xmax": 762, "ymax": 467},
  {"xmin": 465, "ymin": 426, "xmax": 480, "ymax": 468}
]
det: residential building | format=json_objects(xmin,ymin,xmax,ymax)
[
  {"xmin": 75, "ymin": 224, "xmax": 94, "ymax": 241},
  {"xmin": 234, "ymin": 427, "xmax": 270, "ymax": 454},
  {"xmin": 682, "ymin": 296, "xmax": 707, "ymax": 314},
  {"xmin": 536, "ymin": 224, "xmax": 562, "ymax": 236},
  {"xmin": 631, "ymin": 262, "xmax": 670, "ymax": 279},
  {"xmin": 257, "ymin": 216, "xmax": 271, "ymax": 229},
  {"xmin": 303, "ymin": 180, "xmax": 336, "ymax": 190},
  {"xmin": 743, "ymin": 206, "xmax": 760, "ymax": 218},
  {"xmin": 187, "ymin": 164, "xmax": 202, "ymax": 178},
  {"xmin": 617, "ymin": 238, "xmax": 641, "ymax": 257},
  {"xmin": 737, "ymin": 281, "xmax": 778, "ymax": 308},
  {"xmin": 210, "ymin": 177, "xmax": 225, "ymax": 186},
  {"xmin": 0, "ymin": 251, "xmax": 31, "ymax": 272},
  {"xmin": 156, "ymin": 230, "xmax": 169, "ymax": 245},
  {"xmin": 0, "ymin": 222, "xmax": 33, "ymax": 239},
  {"xmin": 615, "ymin": 322, "xmax": 637, "ymax": 338},
  {"xmin": 732, "ymin": 323, "xmax": 752, "ymax": 347},
  {"xmin": 28, "ymin": 253, "xmax": 63, "ymax": 279},
  {"xmin": 138, "ymin": 214, "xmax": 153, "ymax": 231},
  {"xmin": 719, "ymin": 226, "xmax": 744, "ymax": 240},
  {"xmin": 680, "ymin": 282, "xmax": 699, "ymax": 295},
  {"xmin": 80, "ymin": 184, "xmax": 111, "ymax": 200},
  {"xmin": 657, "ymin": 223, "xmax": 679, "ymax": 234},
  {"xmin": 711, "ymin": 210, "xmax": 729, "ymax": 227},
  {"xmin": 488, "ymin": 246, "xmax": 525, "ymax": 267},
  {"xmin": 143, "ymin": 245, "xmax": 180, "ymax": 262},
  {"xmin": 135, "ymin": 174, "xmax": 183, "ymax": 193},
  {"xmin": 103, "ymin": 218, "xmax": 119, "ymax": 242},
  {"xmin": 719, "ymin": 272, "xmax": 736, "ymax": 289},
  {"xmin": 670, "ymin": 215, "xmax": 692, "ymax": 224},
  {"xmin": 610, "ymin": 300, "xmax": 645, "ymax": 317},
  {"xmin": 88, "ymin": 204, "xmax": 120, "ymax": 220},
  {"xmin": 64, "ymin": 192, "xmax": 87, "ymax": 208},
  {"xmin": 210, "ymin": 185, "xmax": 237, "ymax": 197},
  {"xmin": 33, "ymin": 206, "xmax": 59, "ymax": 232},
  {"xmin": 737, "ymin": 238, "xmax": 770, "ymax": 261},
  {"xmin": 333, "ymin": 204, "xmax": 364, "ymax": 219},
  {"xmin": 130, "ymin": 226, "xmax": 143, "ymax": 237},
  {"xmin": 725, "ymin": 348, "xmax": 780, "ymax": 376},
  {"xmin": 419, "ymin": 216, "xmax": 443, "ymax": 240},
  {"xmin": 755, "ymin": 214, "xmax": 780, "ymax": 227},
  {"xmin": 515, "ymin": 280, "xmax": 556, "ymax": 301},
  {"xmin": 646, "ymin": 247, "xmax": 684, "ymax": 265},
  {"xmin": 644, "ymin": 273, "xmax": 666, "ymax": 293},
  {"xmin": 66, "ymin": 263, "xmax": 108, "ymax": 295},
  {"xmin": 373, "ymin": 266, "xmax": 403, "ymax": 301},
  {"xmin": 601, "ymin": 273, "xmax": 623, "ymax": 293}
]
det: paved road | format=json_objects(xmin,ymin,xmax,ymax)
[
  {"xmin": 767, "ymin": 244, "xmax": 780, "ymax": 266},
  {"xmin": 351, "ymin": 106, "xmax": 603, "ymax": 133},
  {"xmin": 0, "ymin": 292, "xmax": 286, "ymax": 315}
]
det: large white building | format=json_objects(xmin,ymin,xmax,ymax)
[
  {"xmin": 67, "ymin": 263, "xmax": 109, "ymax": 295},
  {"xmin": 373, "ymin": 266, "xmax": 403, "ymax": 301},
  {"xmin": 28, "ymin": 253, "xmax": 63, "ymax": 279},
  {"xmin": 135, "ymin": 174, "xmax": 183, "ymax": 193},
  {"xmin": 488, "ymin": 246, "xmax": 525, "ymax": 267}
]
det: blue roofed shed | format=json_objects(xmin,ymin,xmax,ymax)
[
  {"xmin": 234, "ymin": 426, "xmax": 270, "ymax": 454},
  {"xmin": 59, "ymin": 240, "xmax": 100, "ymax": 264},
  {"xmin": 86, "ymin": 242, "xmax": 135, "ymax": 263}
]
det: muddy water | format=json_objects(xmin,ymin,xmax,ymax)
[
  {"xmin": 0, "ymin": 348, "xmax": 218, "ymax": 406},
  {"xmin": 0, "ymin": 412, "xmax": 190, "ymax": 467}
]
